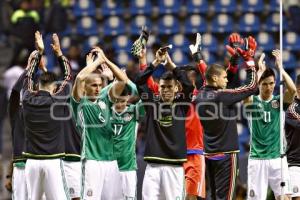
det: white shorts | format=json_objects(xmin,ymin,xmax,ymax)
[
  {"xmin": 81, "ymin": 159, "xmax": 122, "ymax": 200},
  {"xmin": 25, "ymin": 159, "xmax": 69, "ymax": 200},
  {"xmin": 12, "ymin": 166, "xmax": 27, "ymax": 200},
  {"xmin": 289, "ymin": 166, "xmax": 300, "ymax": 197},
  {"xmin": 120, "ymin": 170, "xmax": 137, "ymax": 199},
  {"xmin": 248, "ymin": 157, "xmax": 290, "ymax": 200},
  {"xmin": 63, "ymin": 161, "xmax": 81, "ymax": 198},
  {"xmin": 142, "ymin": 163, "xmax": 185, "ymax": 200}
]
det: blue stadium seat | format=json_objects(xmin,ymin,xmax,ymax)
[
  {"xmin": 202, "ymin": 50, "xmax": 217, "ymax": 65},
  {"xmin": 129, "ymin": 0, "xmax": 152, "ymax": 16},
  {"xmin": 103, "ymin": 16, "xmax": 126, "ymax": 36},
  {"xmin": 60, "ymin": 36, "xmax": 72, "ymax": 54},
  {"xmin": 115, "ymin": 51, "xmax": 132, "ymax": 67},
  {"xmin": 82, "ymin": 35, "xmax": 100, "ymax": 54},
  {"xmin": 157, "ymin": 15, "xmax": 180, "ymax": 35},
  {"xmin": 282, "ymin": 50, "xmax": 297, "ymax": 69},
  {"xmin": 264, "ymin": 13, "xmax": 288, "ymax": 32},
  {"xmin": 73, "ymin": 0, "xmax": 96, "ymax": 17},
  {"xmin": 112, "ymin": 35, "xmax": 133, "ymax": 52},
  {"xmin": 213, "ymin": 0, "xmax": 237, "ymax": 13},
  {"xmin": 170, "ymin": 49, "xmax": 189, "ymax": 65},
  {"xmin": 158, "ymin": 0, "xmax": 181, "ymax": 14},
  {"xmin": 129, "ymin": 15, "xmax": 152, "ymax": 36},
  {"xmin": 201, "ymin": 33, "xmax": 218, "ymax": 53},
  {"xmin": 241, "ymin": 0, "xmax": 264, "ymax": 12},
  {"xmin": 238, "ymin": 13, "xmax": 260, "ymax": 33},
  {"xmin": 76, "ymin": 17, "xmax": 98, "ymax": 36},
  {"xmin": 184, "ymin": 14, "xmax": 207, "ymax": 34},
  {"xmin": 186, "ymin": 0, "xmax": 208, "ymax": 14},
  {"xmin": 168, "ymin": 34, "xmax": 190, "ymax": 52},
  {"xmin": 283, "ymin": 32, "xmax": 300, "ymax": 51},
  {"xmin": 269, "ymin": 0, "xmax": 279, "ymax": 12},
  {"xmin": 101, "ymin": 0, "xmax": 124, "ymax": 16},
  {"xmin": 256, "ymin": 32, "xmax": 275, "ymax": 52},
  {"xmin": 211, "ymin": 14, "xmax": 234, "ymax": 33}
]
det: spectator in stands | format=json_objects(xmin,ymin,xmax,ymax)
[{"xmin": 10, "ymin": 0, "xmax": 40, "ymax": 66}]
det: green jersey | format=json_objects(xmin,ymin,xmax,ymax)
[
  {"xmin": 71, "ymin": 87, "xmax": 114, "ymax": 161},
  {"xmin": 247, "ymin": 95, "xmax": 280, "ymax": 159},
  {"xmin": 101, "ymin": 81, "xmax": 145, "ymax": 171}
]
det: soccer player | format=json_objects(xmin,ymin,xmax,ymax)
[
  {"xmin": 135, "ymin": 49, "xmax": 194, "ymax": 200},
  {"xmin": 285, "ymin": 74, "xmax": 300, "ymax": 200},
  {"xmin": 245, "ymin": 49, "xmax": 296, "ymax": 200},
  {"xmin": 71, "ymin": 47, "xmax": 128, "ymax": 199},
  {"xmin": 99, "ymin": 80, "xmax": 144, "ymax": 199},
  {"xmin": 22, "ymin": 31, "xmax": 71, "ymax": 200},
  {"xmin": 195, "ymin": 34, "xmax": 258, "ymax": 200},
  {"xmin": 5, "ymin": 50, "xmax": 41, "ymax": 199}
]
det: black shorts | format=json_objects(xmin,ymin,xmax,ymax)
[{"xmin": 205, "ymin": 153, "xmax": 238, "ymax": 200}]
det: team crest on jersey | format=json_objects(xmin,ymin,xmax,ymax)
[
  {"xmin": 87, "ymin": 189, "xmax": 93, "ymax": 196},
  {"xmin": 69, "ymin": 188, "xmax": 74, "ymax": 195},
  {"xmin": 249, "ymin": 189, "xmax": 255, "ymax": 197},
  {"xmin": 98, "ymin": 101, "xmax": 106, "ymax": 110},
  {"xmin": 293, "ymin": 186, "xmax": 299, "ymax": 193},
  {"xmin": 271, "ymin": 100, "xmax": 279, "ymax": 109},
  {"xmin": 123, "ymin": 113, "xmax": 133, "ymax": 122}
]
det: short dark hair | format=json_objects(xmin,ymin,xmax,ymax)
[
  {"xmin": 38, "ymin": 72, "xmax": 57, "ymax": 86},
  {"xmin": 259, "ymin": 68, "xmax": 275, "ymax": 83},
  {"xmin": 205, "ymin": 64, "xmax": 226, "ymax": 82},
  {"xmin": 296, "ymin": 74, "xmax": 300, "ymax": 86},
  {"xmin": 160, "ymin": 71, "xmax": 176, "ymax": 81},
  {"xmin": 120, "ymin": 85, "xmax": 132, "ymax": 96}
]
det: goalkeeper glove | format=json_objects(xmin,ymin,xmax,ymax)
[{"xmin": 131, "ymin": 26, "xmax": 149, "ymax": 57}]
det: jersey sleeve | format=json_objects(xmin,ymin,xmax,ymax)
[
  {"xmin": 286, "ymin": 101, "xmax": 300, "ymax": 129},
  {"xmin": 53, "ymin": 55, "xmax": 72, "ymax": 97},
  {"xmin": 217, "ymin": 67, "xmax": 258, "ymax": 106}
]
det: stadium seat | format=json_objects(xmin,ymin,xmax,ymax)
[
  {"xmin": 241, "ymin": 0, "xmax": 264, "ymax": 12},
  {"xmin": 129, "ymin": 15, "xmax": 152, "ymax": 36},
  {"xmin": 184, "ymin": 14, "xmax": 207, "ymax": 34},
  {"xmin": 115, "ymin": 51, "xmax": 131, "ymax": 67},
  {"xmin": 264, "ymin": 13, "xmax": 288, "ymax": 32},
  {"xmin": 60, "ymin": 36, "xmax": 72, "ymax": 54},
  {"xmin": 201, "ymin": 50, "xmax": 217, "ymax": 65},
  {"xmin": 103, "ymin": 16, "xmax": 126, "ymax": 36},
  {"xmin": 82, "ymin": 35, "xmax": 100, "ymax": 54},
  {"xmin": 283, "ymin": 32, "xmax": 300, "ymax": 51},
  {"xmin": 76, "ymin": 17, "xmax": 98, "ymax": 36},
  {"xmin": 157, "ymin": 15, "xmax": 180, "ymax": 35},
  {"xmin": 112, "ymin": 35, "xmax": 133, "ymax": 52},
  {"xmin": 129, "ymin": 0, "xmax": 152, "ymax": 16},
  {"xmin": 238, "ymin": 13, "xmax": 260, "ymax": 33},
  {"xmin": 168, "ymin": 34, "xmax": 190, "ymax": 52},
  {"xmin": 211, "ymin": 14, "xmax": 234, "ymax": 33},
  {"xmin": 213, "ymin": 0, "xmax": 237, "ymax": 13},
  {"xmin": 101, "ymin": 0, "xmax": 124, "ymax": 16},
  {"xmin": 201, "ymin": 33, "xmax": 218, "ymax": 53},
  {"xmin": 186, "ymin": 0, "xmax": 208, "ymax": 14},
  {"xmin": 158, "ymin": 0, "xmax": 181, "ymax": 14},
  {"xmin": 282, "ymin": 50, "xmax": 297, "ymax": 69},
  {"xmin": 170, "ymin": 49, "xmax": 189, "ymax": 66},
  {"xmin": 269, "ymin": 0, "xmax": 279, "ymax": 12},
  {"xmin": 73, "ymin": 0, "xmax": 96, "ymax": 17},
  {"xmin": 256, "ymin": 32, "xmax": 275, "ymax": 52}
]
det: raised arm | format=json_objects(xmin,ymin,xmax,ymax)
[
  {"xmin": 24, "ymin": 31, "xmax": 46, "ymax": 93},
  {"xmin": 272, "ymin": 49, "xmax": 297, "ymax": 104},
  {"xmin": 219, "ymin": 36, "xmax": 258, "ymax": 106},
  {"xmin": 189, "ymin": 33, "xmax": 207, "ymax": 88},
  {"xmin": 72, "ymin": 51, "xmax": 105, "ymax": 101},
  {"xmin": 165, "ymin": 52, "xmax": 194, "ymax": 101},
  {"xmin": 50, "ymin": 33, "xmax": 72, "ymax": 95}
]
